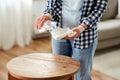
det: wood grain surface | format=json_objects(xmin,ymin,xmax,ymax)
[{"xmin": 7, "ymin": 53, "xmax": 80, "ymax": 80}]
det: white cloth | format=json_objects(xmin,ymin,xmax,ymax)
[
  {"xmin": 62, "ymin": 0, "xmax": 84, "ymax": 28},
  {"xmin": 51, "ymin": 28, "xmax": 76, "ymax": 40},
  {"xmin": 0, "ymin": 0, "xmax": 32, "ymax": 50}
]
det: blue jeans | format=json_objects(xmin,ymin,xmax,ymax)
[{"xmin": 52, "ymin": 38, "xmax": 98, "ymax": 80}]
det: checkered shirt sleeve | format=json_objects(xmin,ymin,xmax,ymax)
[
  {"xmin": 81, "ymin": 0, "xmax": 108, "ymax": 29},
  {"xmin": 43, "ymin": 0, "xmax": 54, "ymax": 14}
]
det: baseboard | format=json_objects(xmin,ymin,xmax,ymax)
[
  {"xmin": 97, "ymin": 37, "xmax": 120, "ymax": 50},
  {"xmin": 32, "ymin": 33, "xmax": 50, "ymax": 39}
]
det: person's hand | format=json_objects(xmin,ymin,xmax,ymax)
[
  {"xmin": 63, "ymin": 24, "xmax": 87, "ymax": 40},
  {"xmin": 35, "ymin": 13, "xmax": 52, "ymax": 30},
  {"xmin": 63, "ymin": 27, "xmax": 81, "ymax": 40}
]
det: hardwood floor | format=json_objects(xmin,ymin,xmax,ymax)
[{"xmin": 0, "ymin": 37, "xmax": 116, "ymax": 80}]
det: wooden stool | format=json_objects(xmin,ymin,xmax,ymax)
[{"xmin": 7, "ymin": 53, "xmax": 80, "ymax": 80}]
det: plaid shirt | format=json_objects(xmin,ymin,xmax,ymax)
[{"xmin": 44, "ymin": 0, "xmax": 108, "ymax": 49}]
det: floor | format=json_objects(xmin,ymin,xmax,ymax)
[
  {"xmin": 93, "ymin": 45, "xmax": 120, "ymax": 80},
  {"xmin": 0, "ymin": 37, "xmax": 116, "ymax": 80}
]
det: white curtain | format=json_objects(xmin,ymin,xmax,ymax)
[{"xmin": 0, "ymin": 0, "xmax": 33, "ymax": 50}]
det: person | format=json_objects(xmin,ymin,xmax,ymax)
[{"xmin": 35, "ymin": 0, "xmax": 108, "ymax": 80}]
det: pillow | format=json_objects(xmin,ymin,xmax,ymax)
[
  {"xmin": 118, "ymin": 0, "xmax": 120, "ymax": 18},
  {"xmin": 100, "ymin": 0, "xmax": 118, "ymax": 21}
]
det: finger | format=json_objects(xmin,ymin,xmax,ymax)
[
  {"xmin": 35, "ymin": 20, "xmax": 40, "ymax": 30},
  {"xmin": 37, "ymin": 18, "xmax": 43, "ymax": 29},
  {"xmin": 37, "ymin": 21, "xmax": 43, "ymax": 29},
  {"xmin": 37, "ymin": 18, "xmax": 46, "ymax": 29},
  {"xmin": 36, "ymin": 16, "xmax": 45, "ymax": 29},
  {"xmin": 73, "ymin": 29, "xmax": 80, "ymax": 34},
  {"xmin": 35, "ymin": 23, "xmax": 38, "ymax": 30},
  {"xmin": 73, "ymin": 29, "xmax": 80, "ymax": 37},
  {"xmin": 35, "ymin": 18, "xmax": 41, "ymax": 29},
  {"xmin": 74, "ymin": 31, "xmax": 79, "ymax": 37}
]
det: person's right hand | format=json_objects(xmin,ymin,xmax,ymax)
[{"xmin": 35, "ymin": 13, "xmax": 52, "ymax": 30}]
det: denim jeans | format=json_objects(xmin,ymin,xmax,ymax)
[{"xmin": 52, "ymin": 38, "xmax": 98, "ymax": 80}]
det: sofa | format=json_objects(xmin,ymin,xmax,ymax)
[{"xmin": 97, "ymin": 0, "xmax": 120, "ymax": 49}]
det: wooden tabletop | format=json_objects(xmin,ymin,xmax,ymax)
[{"xmin": 7, "ymin": 53, "xmax": 80, "ymax": 80}]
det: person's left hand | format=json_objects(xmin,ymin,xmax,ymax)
[
  {"xmin": 63, "ymin": 24, "xmax": 87, "ymax": 40},
  {"xmin": 63, "ymin": 27, "xmax": 81, "ymax": 40}
]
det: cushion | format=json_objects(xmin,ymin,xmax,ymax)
[
  {"xmin": 97, "ymin": 37, "xmax": 120, "ymax": 49},
  {"xmin": 100, "ymin": 0, "xmax": 118, "ymax": 21},
  {"xmin": 118, "ymin": 0, "xmax": 120, "ymax": 17},
  {"xmin": 98, "ymin": 19, "xmax": 120, "ymax": 40}
]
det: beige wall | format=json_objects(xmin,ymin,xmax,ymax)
[{"xmin": 33, "ymin": 0, "xmax": 46, "ymax": 19}]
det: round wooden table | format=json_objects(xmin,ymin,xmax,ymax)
[{"xmin": 7, "ymin": 53, "xmax": 80, "ymax": 80}]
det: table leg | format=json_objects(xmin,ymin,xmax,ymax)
[
  {"xmin": 68, "ymin": 75, "xmax": 74, "ymax": 80},
  {"xmin": 8, "ymin": 73, "xmax": 20, "ymax": 80}
]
